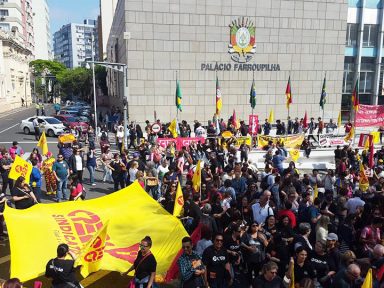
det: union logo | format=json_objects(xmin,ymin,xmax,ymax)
[
  {"xmin": 228, "ymin": 17, "xmax": 256, "ymax": 63},
  {"xmin": 177, "ymin": 195, "xmax": 184, "ymax": 206}
]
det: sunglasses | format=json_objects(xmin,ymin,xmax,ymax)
[
  {"xmin": 139, "ymin": 244, "xmax": 149, "ymax": 248},
  {"xmin": 252, "ymin": 224, "xmax": 259, "ymax": 227},
  {"xmin": 171, "ymin": 185, "xmax": 176, "ymax": 188},
  {"xmin": 215, "ymin": 238, "xmax": 223, "ymax": 242}
]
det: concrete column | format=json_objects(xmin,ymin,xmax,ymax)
[
  {"xmin": 354, "ymin": 0, "xmax": 366, "ymax": 86},
  {"xmin": 373, "ymin": 0, "xmax": 384, "ymax": 105}
]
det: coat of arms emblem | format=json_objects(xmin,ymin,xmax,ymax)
[{"xmin": 228, "ymin": 17, "xmax": 256, "ymax": 63}]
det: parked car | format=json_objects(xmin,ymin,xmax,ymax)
[
  {"xmin": 53, "ymin": 115, "xmax": 89, "ymax": 131},
  {"xmin": 20, "ymin": 116, "xmax": 65, "ymax": 137}
]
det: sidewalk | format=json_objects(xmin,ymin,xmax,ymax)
[{"xmin": 0, "ymin": 106, "xmax": 34, "ymax": 119}]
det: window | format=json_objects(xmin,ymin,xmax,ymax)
[
  {"xmin": 45, "ymin": 118, "xmax": 61, "ymax": 124},
  {"xmin": 359, "ymin": 58, "xmax": 375, "ymax": 94},
  {"xmin": 342, "ymin": 57, "xmax": 355, "ymax": 93},
  {"xmin": 363, "ymin": 24, "xmax": 378, "ymax": 47},
  {"xmin": 0, "ymin": 23, "xmax": 9, "ymax": 30},
  {"xmin": 345, "ymin": 23, "xmax": 358, "ymax": 47},
  {"xmin": 0, "ymin": 10, "xmax": 8, "ymax": 16}
]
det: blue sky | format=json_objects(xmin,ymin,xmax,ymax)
[{"xmin": 48, "ymin": 0, "xmax": 99, "ymax": 34}]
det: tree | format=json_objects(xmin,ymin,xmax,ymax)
[
  {"xmin": 29, "ymin": 59, "xmax": 67, "ymax": 76},
  {"xmin": 95, "ymin": 65, "xmax": 108, "ymax": 96},
  {"xmin": 56, "ymin": 67, "xmax": 92, "ymax": 101}
]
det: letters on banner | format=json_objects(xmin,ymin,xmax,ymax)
[
  {"xmin": 257, "ymin": 134, "xmax": 305, "ymax": 149},
  {"xmin": 248, "ymin": 115, "xmax": 259, "ymax": 135},
  {"xmin": 157, "ymin": 137, "xmax": 205, "ymax": 150},
  {"xmin": 355, "ymin": 104, "xmax": 384, "ymax": 127},
  {"xmin": 4, "ymin": 182, "xmax": 188, "ymax": 282},
  {"xmin": 8, "ymin": 155, "xmax": 32, "ymax": 183},
  {"xmin": 318, "ymin": 135, "xmax": 348, "ymax": 147}
]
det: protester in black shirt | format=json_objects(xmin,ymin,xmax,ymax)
[
  {"xmin": 202, "ymin": 233, "xmax": 232, "ymax": 288},
  {"xmin": 252, "ymin": 261, "xmax": 284, "ymax": 288},
  {"xmin": 45, "ymin": 243, "xmax": 80, "ymax": 288},
  {"xmin": 125, "ymin": 236, "xmax": 157, "ymax": 288},
  {"xmin": 310, "ymin": 241, "xmax": 331, "ymax": 286},
  {"xmin": 0, "ymin": 151, "xmax": 13, "ymax": 194},
  {"xmin": 110, "ymin": 153, "xmax": 126, "ymax": 191},
  {"xmin": 11, "ymin": 176, "xmax": 37, "ymax": 209}
]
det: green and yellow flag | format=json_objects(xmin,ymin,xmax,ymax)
[{"xmin": 176, "ymin": 79, "xmax": 182, "ymax": 112}]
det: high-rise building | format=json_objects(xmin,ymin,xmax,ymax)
[
  {"xmin": 107, "ymin": 0, "xmax": 347, "ymax": 124},
  {"xmin": 32, "ymin": 0, "xmax": 52, "ymax": 60},
  {"xmin": 341, "ymin": 0, "xmax": 384, "ymax": 118},
  {"xmin": 99, "ymin": 0, "xmax": 118, "ymax": 60},
  {"xmin": 53, "ymin": 19, "xmax": 98, "ymax": 68}
]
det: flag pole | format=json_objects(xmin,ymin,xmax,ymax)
[
  {"xmin": 251, "ymin": 70, "xmax": 255, "ymax": 149},
  {"xmin": 176, "ymin": 70, "xmax": 179, "ymax": 120},
  {"xmin": 322, "ymin": 71, "xmax": 326, "ymax": 121}
]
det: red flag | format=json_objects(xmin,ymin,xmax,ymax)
[
  {"xmin": 369, "ymin": 139, "xmax": 374, "ymax": 168},
  {"xmin": 164, "ymin": 223, "xmax": 202, "ymax": 282},
  {"xmin": 352, "ymin": 79, "xmax": 359, "ymax": 111},
  {"xmin": 303, "ymin": 111, "xmax": 308, "ymax": 128},
  {"xmin": 286, "ymin": 76, "xmax": 292, "ymax": 108}
]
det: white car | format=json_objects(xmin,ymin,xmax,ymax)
[{"xmin": 20, "ymin": 116, "xmax": 66, "ymax": 137}]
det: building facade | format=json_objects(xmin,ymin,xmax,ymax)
[
  {"xmin": 99, "ymin": 0, "xmax": 118, "ymax": 60},
  {"xmin": 0, "ymin": 29, "xmax": 32, "ymax": 113},
  {"xmin": 32, "ymin": 0, "xmax": 52, "ymax": 60},
  {"xmin": 107, "ymin": 0, "xmax": 348, "ymax": 125},
  {"xmin": 53, "ymin": 19, "xmax": 98, "ymax": 68}
]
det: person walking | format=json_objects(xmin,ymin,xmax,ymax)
[
  {"xmin": 86, "ymin": 147, "xmax": 97, "ymax": 186},
  {"xmin": 41, "ymin": 152, "xmax": 57, "ymax": 195},
  {"xmin": 68, "ymin": 148, "xmax": 84, "ymax": 183},
  {"xmin": 124, "ymin": 236, "xmax": 157, "ymax": 288},
  {"xmin": 110, "ymin": 153, "xmax": 126, "ymax": 191},
  {"xmin": 52, "ymin": 154, "xmax": 70, "ymax": 202}
]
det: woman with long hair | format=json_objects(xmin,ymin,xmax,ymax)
[
  {"xmin": 316, "ymin": 215, "xmax": 330, "ymax": 244},
  {"xmin": 125, "ymin": 236, "xmax": 157, "ymax": 288},
  {"xmin": 11, "ymin": 176, "xmax": 37, "ymax": 209}
]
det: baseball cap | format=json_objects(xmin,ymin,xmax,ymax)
[{"xmin": 326, "ymin": 233, "xmax": 338, "ymax": 241}]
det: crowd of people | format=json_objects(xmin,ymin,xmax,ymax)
[{"xmin": 2, "ymin": 107, "xmax": 384, "ymax": 288}]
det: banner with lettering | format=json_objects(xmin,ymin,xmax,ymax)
[
  {"xmin": 8, "ymin": 155, "xmax": 32, "ymax": 183},
  {"xmin": 258, "ymin": 134, "xmax": 304, "ymax": 149},
  {"xmin": 318, "ymin": 135, "xmax": 348, "ymax": 147},
  {"xmin": 356, "ymin": 104, "xmax": 384, "ymax": 127},
  {"xmin": 248, "ymin": 115, "xmax": 259, "ymax": 135},
  {"xmin": 257, "ymin": 134, "xmax": 305, "ymax": 149},
  {"xmin": 156, "ymin": 137, "xmax": 205, "ymax": 150},
  {"xmin": 4, "ymin": 182, "xmax": 188, "ymax": 282}
]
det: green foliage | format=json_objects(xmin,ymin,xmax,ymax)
[
  {"xmin": 95, "ymin": 65, "xmax": 108, "ymax": 96},
  {"xmin": 29, "ymin": 59, "xmax": 66, "ymax": 76},
  {"xmin": 56, "ymin": 67, "xmax": 92, "ymax": 101}
]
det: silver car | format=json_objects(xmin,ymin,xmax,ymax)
[{"xmin": 19, "ymin": 116, "xmax": 66, "ymax": 137}]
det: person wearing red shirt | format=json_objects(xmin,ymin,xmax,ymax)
[{"xmin": 277, "ymin": 201, "xmax": 297, "ymax": 228}]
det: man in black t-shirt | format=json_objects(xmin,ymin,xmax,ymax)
[
  {"xmin": 253, "ymin": 261, "xmax": 284, "ymax": 288},
  {"xmin": 45, "ymin": 243, "xmax": 80, "ymax": 288},
  {"xmin": 202, "ymin": 233, "xmax": 232, "ymax": 288},
  {"xmin": 0, "ymin": 152, "xmax": 13, "ymax": 195}
]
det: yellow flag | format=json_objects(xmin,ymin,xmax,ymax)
[
  {"xmin": 173, "ymin": 182, "xmax": 184, "ymax": 217},
  {"xmin": 364, "ymin": 136, "xmax": 371, "ymax": 151},
  {"xmin": 37, "ymin": 131, "xmax": 49, "ymax": 155},
  {"xmin": 4, "ymin": 182, "xmax": 188, "ymax": 282},
  {"xmin": 192, "ymin": 160, "xmax": 201, "ymax": 193},
  {"xmin": 8, "ymin": 155, "xmax": 32, "ymax": 183},
  {"xmin": 344, "ymin": 127, "xmax": 355, "ymax": 142},
  {"xmin": 289, "ymin": 149, "xmax": 300, "ymax": 162},
  {"xmin": 337, "ymin": 111, "xmax": 341, "ymax": 127},
  {"xmin": 268, "ymin": 109, "xmax": 274, "ymax": 123},
  {"xmin": 359, "ymin": 162, "xmax": 369, "ymax": 192},
  {"xmin": 313, "ymin": 185, "xmax": 319, "ymax": 200},
  {"xmin": 371, "ymin": 131, "xmax": 380, "ymax": 144},
  {"xmin": 76, "ymin": 221, "xmax": 109, "ymax": 277},
  {"xmin": 289, "ymin": 259, "xmax": 295, "ymax": 288},
  {"xmin": 361, "ymin": 268, "xmax": 373, "ymax": 288},
  {"xmin": 168, "ymin": 118, "xmax": 178, "ymax": 138}
]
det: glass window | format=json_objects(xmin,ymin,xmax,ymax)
[
  {"xmin": 363, "ymin": 24, "xmax": 378, "ymax": 47},
  {"xmin": 0, "ymin": 10, "xmax": 9, "ymax": 16},
  {"xmin": 343, "ymin": 57, "xmax": 356, "ymax": 93},
  {"xmin": 346, "ymin": 23, "xmax": 358, "ymax": 47},
  {"xmin": 45, "ymin": 118, "xmax": 61, "ymax": 124}
]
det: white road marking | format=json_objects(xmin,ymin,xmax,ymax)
[{"xmin": 0, "ymin": 123, "xmax": 19, "ymax": 134}]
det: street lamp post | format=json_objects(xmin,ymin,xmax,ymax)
[{"xmin": 91, "ymin": 34, "xmax": 98, "ymax": 137}]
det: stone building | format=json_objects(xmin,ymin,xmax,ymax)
[{"xmin": 107, "ymin": 0, "xmax": 347, "ymax": 125}]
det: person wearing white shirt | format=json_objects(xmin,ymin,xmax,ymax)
[{"xmin": 251, "ymin": 190, "xmax": 274, "ymax": 225}]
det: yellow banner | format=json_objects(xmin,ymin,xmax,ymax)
[
  {"xmin": 58, "ymin": 133, "xmax": 76, "ymax": 143},
  {"xmin": 235, "ymin": 136, "xmax": 252, "ymax": 147},
  {"xmin": 4, "ymin": 182, "xmax": 188, "ymax": 282},
  {"xmin": 258, "ymin": 134, "xmax": 305, "ymax": 149},
  {"xmin": 8, "ymin": 155, "xmax": 32, "ymax": 183},
  {"xmin": 289, "ymin": 149, "xmax": 300, "ymax": 162}
]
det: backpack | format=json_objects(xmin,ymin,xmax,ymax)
[
  {"xmin": 298, "ymin": 204, "xmax": 312, "ymax": 224},
  {"xmin": 260, "ymin": 174, "xmax": 271, "ymax": 191}
]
